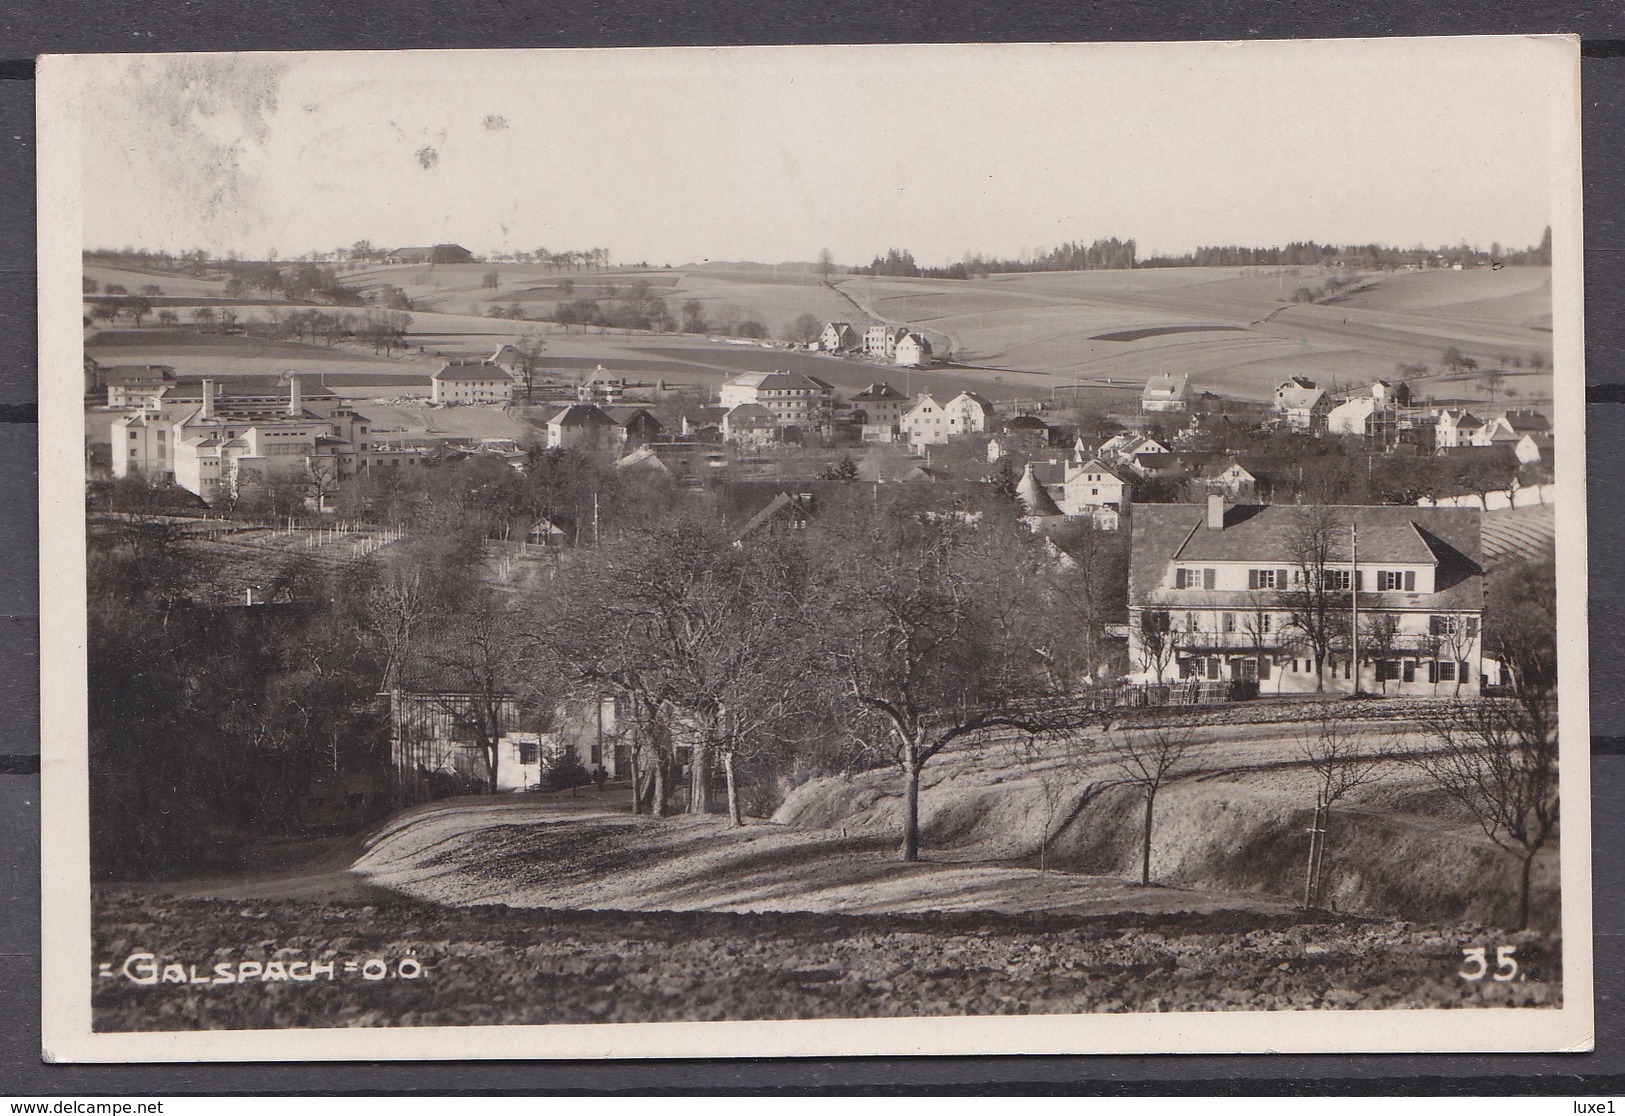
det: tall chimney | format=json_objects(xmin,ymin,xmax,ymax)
[
  {"xmin": 201, "ymin": 378, "xmax": 215, "ymax": 421},
  {"xmin": 288, "ymin": 374, "xmax": 302, "ymax": 416},
  {"xmin": 1207, "ymin": 492, "xmax": 1226, "ymax": 531}
]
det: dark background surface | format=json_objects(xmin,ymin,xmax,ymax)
[{"xmin": 2, "ymin": 0, "xmax": 1623, "ymax": 1095}]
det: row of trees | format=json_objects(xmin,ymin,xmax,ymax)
[
  {"xmin": 853, "ymin": 239, "xmax": 1140, "ymax": 280},
  {"xmin": 1141, "ymin": 230, "xmax": 1553, "ymax": 270}
]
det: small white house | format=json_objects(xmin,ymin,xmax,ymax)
[
  {"xmin": 895, "ymin": 332, "xmax": 933, "ymax": 368},
  {"xmin": 1141, "ymin": 373, "xmax": 1193, "ymax": 412}
]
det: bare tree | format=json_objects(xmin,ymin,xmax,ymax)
[
  {"xmin": 1103, "ymin": 719, "xmax": 1197, "ymax": 886},
  {"xmin": 1276, "ymin": 505, "xmax": 1351, "ymax": 692},
  {"xmin": 1135, "ymin": 609, "xmax": 1176, "ymax": 684},
  {"xmin": 818, "ymin": 247, "xmax": 835, "ymax": 283},
  {"xmin": 818, "ymin": 499, "xmax": 1065, "ymax": 862},
  {"xmin": 1298, "ymin": 714, "xmax": 1385, "ymax": 909},
  {"xmin": 1359, "ymin": 611, "xmax": 1403, "ymax": 694},
  {"xmin": 1409, "ymin": 696, "xmax": 1558, "ymax": 929}
]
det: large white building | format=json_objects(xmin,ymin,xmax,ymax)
[
  {"xmin": 1127, "ymin": 497, "xmax": 1485, "ymax": 695},
  {"xmin": 108, "ymin": 373, "xmax": 471, "ymax": 502},
  {"xmin": 717, "ymin": 371, "xmax": 836, "ymax": 430},
  {"xmin": 431, "ymin": 359, "xmax": 516, "ymax": 405}
]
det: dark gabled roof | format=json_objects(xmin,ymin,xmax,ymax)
[
  {"xmin": 1500, "ymin": 411, "xmax": 1552, "ymax": 434},
  {"xmin": 852, "ymin": 382, "xmax": 909, "ymax": 403},
  {"xmin": 102, "ymin": 364, "xmax": 175, "ymax": 385},
  {"xmin": 724, "ymin": 403, "xmax": 776, "ymax": 426},
  {"xmin": 1005, "ymin": 414, "xmax": 1050, "ymax": 432},
  {"xmin": 733, "ymin": 491, "xmax": 811, "ymax": 542},
  {"xmin": 548, "ymin": 403, "xmax": 615, "ymax": 427},
  {"xmin": 435, "ymin": 360, "xmax": 514, "ymax": 383},
  {"xmin": 1130, "ymin": 503, "xmax": 1484, "ymax": 610}
]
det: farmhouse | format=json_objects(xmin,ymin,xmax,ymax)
[
  {"xmin": 1194, "ymin": 459, "xmax": 1258, "ymax": 500},
  {"xmin": 900, "ymin": 393, "xmax": 948, "ymax": 449},
  {"xmin": 1127, "ymin": 497, "xmax": 1485, "ymax": 696},
  {"xmin": 1275, "ymin": 382, "xmax": 1332, "ymax": 433},
  {"xmin": 894, "ymin": 332, "xmax": 933, "ymax": 368},
  {"xmin": 1057, "ymin": 458, "xmax": 1130, "ymax": 525},
  {"xmin": 1141, "ymin": 372, "xmax": 1194, "ymax": 412},
  {"xmin": 1433, "ymin": 409, "xmax": 1486, "ymax": 449},
  {"xmin": 385, "ymin": 244, "xmax": 475, "ymax": 265},
  {"xmin": 546, "ymin": 403, "xmax": 618, "ymax": 450},
  {"xmin": 944, "ymin": 391, "xmax": 997, "ymax": 435},
  {"xmin": 820, "ymin": 322, "xmax": 860, "ymax": 352},
  {"xmin": 722, "ymin": 403, "xmax": 777, "ymax": 448},
  {"xmin": 431, "ymin": 360, "xmax": 516, "ymax": 405}
]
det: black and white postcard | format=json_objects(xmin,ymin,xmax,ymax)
[{"xmin": 37, "ymin": 38, "xmax": 1593, "ymax": 1060}]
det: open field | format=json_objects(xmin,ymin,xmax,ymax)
[
  {"xmin": 81, "ymin": 261, "xmax": 1554, "ymax": 413},
  {"xmin": 342, "ymin": 262, "xmax": 859, "ymax": 340},
  {"xmin": 89, "ymin": 893, "xmax": 1556, "ymax": 1030},
  {"xmin": 838, "ymin": 267, "xmax": 1554, "ymax": 406}
]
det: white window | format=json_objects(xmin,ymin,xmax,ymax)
[{"xmin": 1325, "ymin": 569, "xmax": 1352, "ymax": 591}]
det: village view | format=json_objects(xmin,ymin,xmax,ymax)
[{"xmin": 85, "ymin": 233, "xmax": 1563, "ymax": 1028}]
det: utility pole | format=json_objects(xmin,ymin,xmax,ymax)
[{"xmin": 1350, "ymin": 523, "xmax": 1360, "ymax": 695}]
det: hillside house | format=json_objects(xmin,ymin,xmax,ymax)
[
  {"xmin": 722, "ymin": 403, "xmax": 778, "ymax": 448},
  {"xmin": 900, "ymin": 393, "xmax": 948, "ymax": 449},
  {"xmin": 1000, "ymin": 414, "xmax": 1052, "ymax": 454},
  {"xmin": 1127, "ymin": 497, "xmax": 1485, "ymax": 695},
  {"xmin": 387, "ymin": 689, "xmax": 542, "ymax": 799},
  {"xmin": 944, "ymin": 391, "xmax": 997, "ymax": 436},
  {"xmin": 431, "ymin": 360, "xmax": 515, "ymax": 405},
  {"xmin": 1275, "ymin": 383, "xmax": 1332, "ymax": 433},
  {"xmin": 606, "ymin": 407, "xmax": 663, "ymax": 450},
  {"xmin": 577, "ymin": 366, "xmax": 627, "ymax": 403},
  {"xmin": 1274, "ymin": 377, "xmax": 1317, "ymax": 409},
  {"xmin": 1058, "ymin": 458, "xmax": 1129, "ymax": 525},
  {"xmin": 1097, "ymin": 432, "xmax": 1169, "ymax": 467},
  {"xmin": 385, "ymin": 244, "xmax": 475, "ymax": 265},
  {"xmin": 849, "ymin": 382, "xmax": 911, "ymax": 442},
  {"xmin": 894, "ymin": 332, "xmax": 933, "ymax": 368},
  {"xmin": 545, "ymin": 403, "xmax": 617, "ymax": 450},
  {"xmin": 863, "ymin": 325, "xmax": 910, "ymax": 359},
  {"xmin": 820, "ymin": 322, "xmax": 860, "ymax": 352},
  {"xmin": 1516, "ymin": 431, "xmax": 1554, "ymax": 466},
  {"xmin": 1434, "ymin": 409, "xmax": 1487, "ymax": 449},
  {"xmin": 1141, "ymin": 372, "xmax": 1194, "ymax": 413},
  {"xmin": 1195, "ymin": 459, "xmax": 1258, "ymax": 500},
  {"xmin": 717, "ymin": 371, "xmax": 836, "ymax": 430}
]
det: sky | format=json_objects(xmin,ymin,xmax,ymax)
[{"xmin": 69, "ymin": 39, "xmax": 1571, "ymax": 267}]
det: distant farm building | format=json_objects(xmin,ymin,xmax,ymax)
[
  {"xmin": 431, "ymin": 360, "xmax": 515, "ymax": 405},
  {"xmin": 1141, "ymin": 372, "xmax": 1194, "ymax": 412}
]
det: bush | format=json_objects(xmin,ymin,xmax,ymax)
[{"xmin": 540, "ymin": 749, "xmax": 594, "ymax": 792}]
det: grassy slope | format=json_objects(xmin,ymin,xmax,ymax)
[{"xmin": 838, "ymin": 267, "xmax": 1554, "ymax": 405}]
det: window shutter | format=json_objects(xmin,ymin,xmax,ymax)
[
  {"xmin": 1277, "ymin": 569, "xmax": 1287, "ymax": 590},
  {"xmin": 1459, "ymin": 660, "xmax": 1469, "ymax": 682},
  {"xmin": 1427, "ymin": 660, "xmax": 1437, "ymax": 684},
  {"xmin": 1467, "ymin": 617, "xmax": 1479, "ymax": 637},
  {"xmin": 1259, "ymin": 657, "xmax": 1271, "ymax": 681},
  {"xmin": 1175, "ymin": 568, "xmax": 1187, "ymax": 589},
  {"xmin": 1355, "ymin": 569, "xmax": 1364, "ymax": 591},
  {"xmin": 1248, "ymin": 569, "xmax": 1258, "ymax": 590},
  {"xmin": 1203, "ymin": 568, "xmax": 1215, "ymax": 591},
  {"xmin": 1404, "ymin": 570, "xmax": 1416, "ymax": 592}
]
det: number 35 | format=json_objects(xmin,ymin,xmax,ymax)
[{"xmin": 1460, "ymin": 946, "xmax": 1519, "ymax": 982}]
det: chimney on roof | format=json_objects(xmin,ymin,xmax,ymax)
[
  {"xmin": 288, "ymin": 374, "xmax": 302, "ymax": 416},
  {"xmin": 201, "ymin": 378, "xmax": 216, "ymax": 421},
  {"xmin": 1207, "ymin": 492, "xmax": 1226, "ymax": 531}
]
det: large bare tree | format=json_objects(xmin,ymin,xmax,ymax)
[
  {"xmin": 1276, "ymin": 505, "xmax": 1352, "ymax": 692},
  {"xmin": 816, "ymin": 499, "xmax": 1066, "ymax": 862}
]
